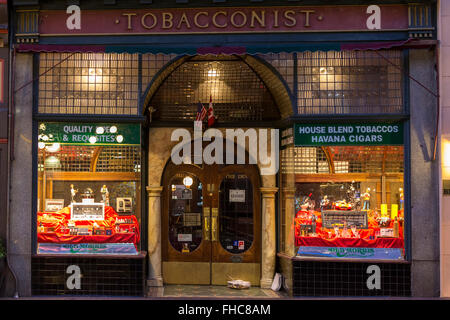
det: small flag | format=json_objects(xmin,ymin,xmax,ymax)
[
  {"xmin": 207, "ymin": 95, "xmax": 216, "ymax": 127},
  {"xmin": 196, "ymin": 101, "xmax": 207, "ymax": 122}
]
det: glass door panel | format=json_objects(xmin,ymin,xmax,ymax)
[
  {"xmin": 168, "ymin": 173, "xmax": 203, "ymax": 254},
  {"xmin": 218, "ymin": 173, "xmax": 254, "ymax": 254}
]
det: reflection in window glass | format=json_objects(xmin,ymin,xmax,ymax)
[
  {"xmin": 219, "ymin": 174, "xmax": 253, "ymax": 254},
  {"xmin": 36, "ymin": 122, "xmax": 141, "ymax": 255},
  {"xmin": 281, "ymin": 145, "xmax": 405, "ymax": 259},
  {"xmin": 168, "ymin": 174, "xmax": 203, "ymax": 253}
]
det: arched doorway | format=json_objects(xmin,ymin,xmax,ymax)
[
  {"xmin": 161, "ymin": 160, "xmax": 261, "ymax": 285},
  {"xmin": 144, "ymin": 53, "xmax": 290, "ymax": 288}
]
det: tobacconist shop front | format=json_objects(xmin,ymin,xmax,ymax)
[{"xmin": 7, "ymin": 0, "xmax": 439, "ymax": 297}]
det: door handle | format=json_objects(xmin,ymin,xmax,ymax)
[
  {"xmin": 211, "ymin": 208, "xmax": 219, "ymax": 242},
  {"xmin": 203, "ymin": 207, "xmax": 210, "ymax": 241}
]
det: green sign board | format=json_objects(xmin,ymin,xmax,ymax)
[
  {"xmin": 294, "ymin": 123, "xmax": 403, "ymax": 146},
  {"xmin": 38, "ymin": 122, "xmax": 141, "ymax": 146}
]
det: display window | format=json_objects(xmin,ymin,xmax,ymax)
[
  {"xmin": 281, "ymin": 122, "xmax": 406, "ymax": 260},
  {"xmin": 36, "ymin": 122, "xmax": 142, "ymax": 254}
]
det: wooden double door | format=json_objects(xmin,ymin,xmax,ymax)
[{"xmin": 162, "ymin": 162, "xmax": 261, "ymax": 285}]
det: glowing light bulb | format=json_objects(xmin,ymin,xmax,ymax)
[{"xmin": 183, "ymin": 176, "xmax": 193, "ymax": 188}]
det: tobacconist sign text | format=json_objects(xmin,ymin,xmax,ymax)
[
  {"xmin": 294, "ymin": 122, "xmax": 403, "ymax": 146},
  {"xmin": 40, "ymin": 4, "xmax": 408, "ymax": 35}
]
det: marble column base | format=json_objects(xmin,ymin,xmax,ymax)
[
  {"xmin": 260, "ymin": 277, "xmax": 274, "ymax": 289},
  {"xmin": 147, "ymin": 277, "xmax": 164, "ymax": 287}
]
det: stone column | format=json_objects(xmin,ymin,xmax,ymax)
[
  {"xmin": 9, "ymin": 53, "xmax": 33, "ymax": 296},
  {"xmin": 146, "ymin": 186, "xmax": 164, "ymax": 287},
  {"xmin": 260, "ymin": 187, "xmax": 278, "ymax": 289},
  {"xmin": 283, "ymin": 188, "xmax": 296, "ymax": 256}
]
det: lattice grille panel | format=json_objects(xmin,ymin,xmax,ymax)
[
  {"xmin": 329, "ymin": 146, "xmax": 404, "ymax": 173},
  {"xmin": 38, "ymin": 145, "xmax": 141, "ymax": 173},
  {"xmin": 281, "ymin": 147, "xmax": 330, "ymax": 174},
  {"xmin": 297, "ymin": 50, "xmax": 403, "ymax": 115},
  {"xmin": 32, "ymin": 255, "xmax": 146, "ymax": 296},
  {"xmin": 96, "ymin": 146, "xmax": 141, "ymax": 172},
  {"xmin": 293, "ymin": 260, "xmax": 411, "ymax": 297},
  {"xmin": 39, "ymin": 145, "xmax": 94, "ymax": 172},
  {"xmin": 142, "ymin": 53, "xmax": 178, "ymax": 92},
  {"xmin": 38, "ymin": 53, "xmax": 139, "ymax": 115},
  {"xmin": 151, "ymin": 56, "xmax": 280, "ymax": 122},
  {"xmin": 281, "ymin": 146, "xmax": 403, "ymax": 174},
  {"xmin": 258, "ymin": 52, "xmax": 295, "ymax": 93}
]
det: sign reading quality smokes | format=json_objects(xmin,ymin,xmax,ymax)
[{"xmin": 294, "ymin": 122, "xmax": 403, "ymax": 146}]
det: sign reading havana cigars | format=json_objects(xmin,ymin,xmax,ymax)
[{"xmin": 39, "ymin": 5, "xmax": 409, "ymax": 35}]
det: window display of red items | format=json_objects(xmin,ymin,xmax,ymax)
[
  {"xmin": 37, "ymin": 206, "xmax": 140, "ymax": 247},
  {"xmin": 294, "ymin": 208, "xmax": 404, "ymax": 249}
]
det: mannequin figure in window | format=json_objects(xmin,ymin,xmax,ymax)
[{"xmin": 362, "ymin": 188, "xmax": 371, "ymax": 210}]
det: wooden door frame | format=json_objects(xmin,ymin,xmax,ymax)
[
  {"xmin": 161, "ymin": 162, "xmax": 211, "ymax": 263},
  {"xmin": 161, "ymin": 161, "xmax": 262, "ymax": 283}
]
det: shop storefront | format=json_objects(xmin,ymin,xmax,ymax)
[{"xmin": 6, "ymin": 0, "xmax": 439, "ymax": 297}]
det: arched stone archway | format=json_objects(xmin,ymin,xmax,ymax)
[
  {"xmin": 141, "ymin": 54, "xmax": 295, "ymax": 120},
  {"xmin": 143, "ymin": 53, "xmax": 291, "ymax": 288},
  {"xmin": 146, "ymin": 127, "xmax": 278, "ymax": 288}
]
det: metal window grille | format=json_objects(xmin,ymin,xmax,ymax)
[
  {"xmin": 32, "ymin": 255, "xmax": 146, "ymax": 296},
  {"xmin": 293, "ymin": 260, "xmax": 411, "ymax": 297},
  {"xmin": 281, "ymin": 147, "xmax": 329, "ymax": 174},
  {"xmin": 258, "ymin": 52, "xmax": 295, "ymax": 93},
  {"xmin": 141, "ymin": 53, "xmax": 178, "ymax": 93},
  {"xmin": 38, "ymin": 145, "xmax": 141, "ymax": 173},
  {"xmin": 150, "ymin": 56, "xmax": 280, "ymax": 122},
  {"xmin": 297, "ymin": 50, "xmax": 403, "ymax": 115},
  {"xmin": 281, "ymin": 146, "xmax": 403, "ymax": 174},
  {"xmin": 38, "ymin": 53, "xmax": 139, "ymax": 115},
  {"xmin": 39, "ymin": 145, "xmax": 94, "ymax": 172},
  {"xmin": 96, "ymin": 146, "xmax": 141, "ymax": 173},
  {"xmin": 328, "ymin": 146, "xmax": 404, "ymax": 173}
]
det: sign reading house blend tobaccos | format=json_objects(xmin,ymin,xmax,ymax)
[{"xmin": 294, "ymin": 123, "xmax": 403, "ymax": 146}]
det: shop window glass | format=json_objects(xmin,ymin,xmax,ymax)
[
  {"xmin": 36, "ymin": 122, "xmax": 142, "ymax": 255},
  {"xmin": 258, "ymin": 52, "xmax": 295, "ymax": 93},
  {"xmin": 168, "ymin": 173, "xmax": 203, "ymax": 253},
  {"xmin": 219, "ymin": 173, "xmax": 254, "ymax": 254},
  {"xmin": 38, "ymin": 53, "xmax": 139, "ymax": 115},
  {"xmin": 297, "ymin": 50, "xmax": 403, "ymax": 115},
  {"xmin": 280, "ymin": 123, "xmax": 406, "ymax": 260}
]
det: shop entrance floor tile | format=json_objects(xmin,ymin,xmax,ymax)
[{"xmin": 147, "ymin": 285, "xmax": 286, "ymax": 298}]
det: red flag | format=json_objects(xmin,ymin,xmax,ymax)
[{"xmin": 207, "ymin": 95, "xmax": 216, "ymax": 127}]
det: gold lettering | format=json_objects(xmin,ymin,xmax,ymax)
[
  {"xmin": 283, "ymin": 10, "xmax": 296, "ymax": 27},
  {"xmin": 162, "ymin": 12, "xmax": 173, "ymax": 29},
  {"xmin": 273, "ymin": 10, "xmax": 279, "ymax": 28},
  {"xmin": 230, "ymin": 11, "xmax": 247, "ymax": 28},
  {"xmin": 177, "ymin": 12, "xmax": 192, "ymax": 29},
  {"xmin": 212, "ymin": 11, "xmax": 227, "ymax": 28},
  {"xmin": 122, "ymin": 13, "xmax": 137, "ymax": 30},
  {"xmin": 194, "ymin": 11, "xmax": 209, "ymax": 28},
  {"xmin": 141, "ymin": 12, "xmax": 157, "ymax": 29},
  {"xmin": 301, "ymin": 10, "xmax": 315, "ymax": 27},
  {"xmin": 250, "ymin": 10, "xmax": 265, "ymax": 28}
]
